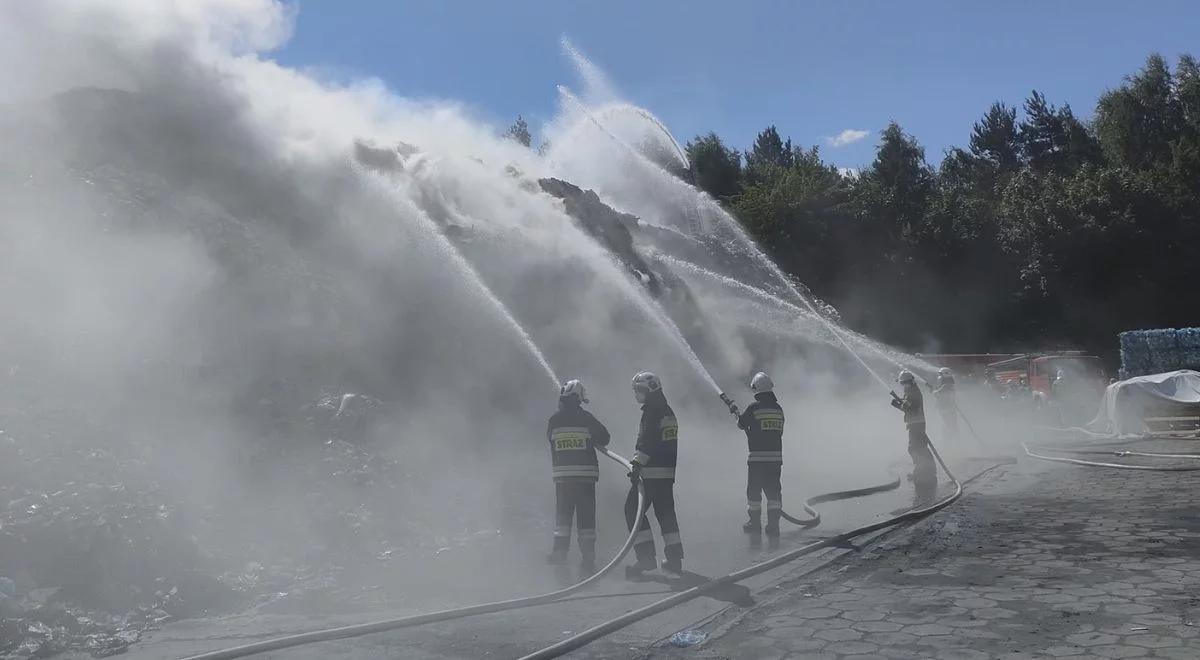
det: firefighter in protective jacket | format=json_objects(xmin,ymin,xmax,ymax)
[
  {"xmin": 625, "ymin": 371, "xmax": 684, "ymax": 576},
  {"xmin": 546, "ymin": 379, "xmax": 610, "ymax": 573},
  {"xmin": 932, "ymin": 367, "xmax": 958, "ymax": 441},
  {"xmin": 736, "ymin": 372, "xmax": 785, "ymax": 538},
  {"xmin": 891, "ymin": 370, "xmax": 936, "ymax": 504}
]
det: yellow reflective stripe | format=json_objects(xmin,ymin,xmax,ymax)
[
  {"xmin": 551, "ymin": 426, "xmax": 591, "ymax": 451},
  {"xmin": 754, "ymin": 410, "xmax": 784, "ymax": 432},
  {"xmin": 660, "ymin": 416, "xmax": 678, "ymax": 442},
  {"xmin": 641, "ymin": 467, "xmax": 675, "ymax": 479},
  {"xmin": 553, "ymin": 467, "xmax": 599, "ymax": 478}
]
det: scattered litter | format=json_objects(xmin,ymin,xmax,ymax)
[
  {"xmin": 1130, "ymin": 626, "xmax": 1149, "ymax": 631},
  {"xmin": 669, "ymin": 630, "xmax": 708, "ymax": 647}
]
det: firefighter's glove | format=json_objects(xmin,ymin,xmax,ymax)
[
  {"xmin": 890, "ymin": 398, "xmax": 904, "ymax": 410},
  {"xmin": 627, "ymin": 463, "xmax": 642, "ymax": 485}
]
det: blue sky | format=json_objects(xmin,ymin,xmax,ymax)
[{"xmin": 276, "ymin": 1, "xmax": 1200, "ymax": 170}]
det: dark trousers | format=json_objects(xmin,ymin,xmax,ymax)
[
  {"xmin": 907, "ymin": 424, "xmax": 937, "ymax": 500},
  {"xmin": 624, "ymin": 479, "xmax": 682, "ymax": 563},
  {"xmin": 551, "ymin": 480, "xmax": 596, "ymax": 561},
  {"xmin": 746, "ymin": 462, "xmax": 782, "ymax": 530}
]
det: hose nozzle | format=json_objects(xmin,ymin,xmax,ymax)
[{"xmin": 719, "ymin": 392, "xmax": 739, "ymax": 416}]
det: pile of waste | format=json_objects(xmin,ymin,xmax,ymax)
[
  {"xmin": 0, "ymin": 391, "xmax": 432, "ymax": 657},
  {"xmin": 0, "ymin": 387, "xmax": 524, "ymax": 657}
]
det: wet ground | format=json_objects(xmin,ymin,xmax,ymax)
[{"xmin": 91, "ymin": 438, "xmax": 1200, "ymax": 659}]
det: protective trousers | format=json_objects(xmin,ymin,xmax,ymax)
[
  {"xmin": 939, "ymin": 408, "xmax": 959, "ymax": 442},
  {"xmin": 624, "ymin": 479, "xmax": 682, "ymax": 564},
  {"xmin": 746, "ymin": 462, "xmax": 782, "ymax": 533},
  {"xmin": 907, "ymin": 423, "xmax": 937, "ymax": 502},
  {"xmin": 551, "ymin": 481, "xmax": 596, "ymax": 563}
]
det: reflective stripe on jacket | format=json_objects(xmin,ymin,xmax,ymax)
[
  {"xmin": 632, "ymin": 389, "xmax": 678, "ymax": 480},
  {"xmin": 738, "ymin": 392, "xmax": 784, "ymax": 463},
  {"xmin": 547, "ymin": 401, "xmax": 610, "ymax": 482}
]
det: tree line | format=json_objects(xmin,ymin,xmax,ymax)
[
  {"xmin": 505, "ymin": 54, "xmax": 1199, "ymax": 365},
  {"xmin": 682, "ymin": 54, "xmax": 1200, "ymax": 364}
]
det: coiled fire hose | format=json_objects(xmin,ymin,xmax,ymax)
[{"xmin": 181, "ymin": 447, "xmax": 648, "ymax": 660}]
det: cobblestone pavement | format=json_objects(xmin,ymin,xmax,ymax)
[{"xmin": 649, "ymin": 453, "xmax": 1200, "ymax": 659}]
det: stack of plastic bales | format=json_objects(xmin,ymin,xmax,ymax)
[
  {"xmin": 1119, "ymin": 328, "xmax": 1200, "ymax": 378},
  {"xmin": 1183, "ymin": 327, "xmax": 1200, "ymax": 372}
]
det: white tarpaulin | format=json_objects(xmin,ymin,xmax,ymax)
[{"xmin": 1088, "ymin": 370, "xmax": 1200, "ymax": 436}]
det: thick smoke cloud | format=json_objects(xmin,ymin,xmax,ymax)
[{"xmin": 0, "ymin": 0, "xmax": 977, "ymax": 636}]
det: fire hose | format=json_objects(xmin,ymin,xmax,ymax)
[
  {"xmin": 182, "ymin": 448, "xmax": 911, "ymax": 660},
  {"xmin": 181, "ymin": 447, "xmax": 648, "ymax": 660},
  {"xmin": 1022, "ymin": 439, "xmax": 1200, "ymax": 470},
  {"xmin": 518, "ymin": 440, "xmax": 1010, "ymax": 660},
  {"xmin": 184, "ymin": 280, "xmax": 1007, "ymax": 659}
]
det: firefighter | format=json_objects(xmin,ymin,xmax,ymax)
[
  {"xmin": 546, "ymin": 379, "xmax": 611, "ymax": 574},
  {"xmin": 891, "ymin": 370, "xmax": 937, "ymax": 505},
  {"xmin": 932, "ymin": 367, "xmax": 958, "ymax": 442},
  {"xmin": 625, "ymin": 371, "xmax": 684, "ymax": 577},
  {"xmin": 736, "ymin": 372, "xmax": 785, "ymax": 540}
]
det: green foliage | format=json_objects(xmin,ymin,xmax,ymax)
[
  {"xmin": 743, "ymin": 125, "xmax": 794, "ymax": 185},
  {"xmin": 970, "ymin": 102, "xmax": 1021, "ymax": 172},
  {"xmin": 686, "ymin": 132, "xmax": 742, "ymax": 200},
  {"xmin": 696, "ymin": 53, "xmax": 1200, "ymax": 362},
  {"xmin": 1095, "ymin": 54, "xmax": 1181, "ymax": 170}
]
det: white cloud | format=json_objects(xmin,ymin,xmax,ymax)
[{"xmin": 826, "ymin": 129, "xmax": 869, "ymax": 147}]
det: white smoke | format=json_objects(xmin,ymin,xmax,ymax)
[{"xmin": 0, "ymin": 0, "xmax": 968, "ymax": 630}]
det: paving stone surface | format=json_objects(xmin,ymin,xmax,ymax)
[{"xmin": 648, "ymin": 450, "xmax": 1200, "ymax": 659}]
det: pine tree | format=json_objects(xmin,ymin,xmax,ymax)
[
  {"xmin": 744, "ymin": 126, "xmax": 794, "ymax": 185},
  {"xmin": 969, "ymin": 102, "xmax": 1021, "ymax": 171}
]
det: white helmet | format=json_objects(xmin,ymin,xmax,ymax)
[
  {"xmin": 631, "ymin": 371, "xmax": 662, "ymax": 403},
  {"xmin": 559, "ymin": 379, "xmax": 588, "ymax": 403},
  {"xmin": 750, "ymin": 372, "xmax": 774, "ymax": 394},
  {"xmin": 897, "ymin": 370, "xmax": 915, "ymax": 385},
  {"xmin": 938, "ymin": 367, "xmax": 954, "ymax": 383}
]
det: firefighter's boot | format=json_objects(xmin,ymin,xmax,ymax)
[
  {"xmin": 765, "ymin": 511, "xmax": 781, "ymax": 539},
  {"xmin": 660, "ymin": 558, "xmax": 683, "ymax": 575},
  {"xmin": 579, "ymin": 539, "xmax": 597, "ymax": 576},
  {"xmin": 624, "ymin": 557, "xmax": 656, "ymax": 581},
  {"xmin": 546, "ymin": 535, "xmax": 569, "ymax": 566}
]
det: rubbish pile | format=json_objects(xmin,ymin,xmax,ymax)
[{"xmin": 0, "ymin": 387, "xmax": 512, "ymax": 657}]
